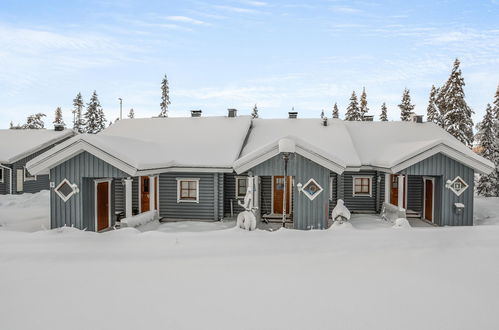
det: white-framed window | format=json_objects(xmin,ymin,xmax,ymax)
[
  {"xmin": 448, "ymin": 176, "xmax": 469, "ymax": 196},
  {"xmin": 0, "ymin": 167, "xmax": 4, "ymax": 183},
  {"xmin": 352, "ymin": 176, "xmax": 372, "ymax": 197},
  {"xmin": 235, "ymin": 176, "xmax": 247, "ymax": 198},
  {"xmin": 177, "ymin": 178, "xmax": 200, "ymax": 203},
  {"xmin": 23, "ymin": 166, "xmax": 36, "ymax": 181},
  {"xmin": 55, "ymin": 179, "xmax": 77, "ymax": 202},
  {"xmin": 302, "ymin": 178, "xmax": 323, "ymax": 201}
]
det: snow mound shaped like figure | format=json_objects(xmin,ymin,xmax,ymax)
[
  {"xmin": 236, "ymin": 186, "xmax": 257, "ymax": 231},
  {"xmin": 331, "ymin": 199, "xmax": 351, "ymax": 223}
]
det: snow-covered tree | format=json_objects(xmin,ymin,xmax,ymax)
[
  {"xmin": 72, "ymin": 92, "xmax": 85, "ymax": 133},
  {"xmin": 436, "ymin": 59, "xmax": 474, "ymax": 148},
  {"xmin": 426, "ymin": 85, "xmax": 441, "ymax": 126},
  {"xmin": 359, "ymin": 87, "xmax": 369, "ymax": 120},
  {"xmin": 23, "ymin": 113, "xmax": 46, "ymax": 129},
  {"xmin": 159, "ymin": 74, "xmax": 170, "ymax": 117},
  {"xmin": 380, "ymin": 102, "xmax": 388, "ymax": 121},
  {"xmin": 128, "ymin": 108, "xmax": 135, "ymax": 119},
  {"xmin": 320, "ymin": 109, "xmax": 325, "ymax": 119},
  {"xmin": 345, "ymin": 91, "xmax": 360, "ymax": 121},
  {"xmin": 9, "ymin": 121, "xmax": 22, "ymax": 129},
  {"xmin": 53, "ymin": 107, "xmax": 65, "ymax": 128},
  {"xmin": 332, "ymin": 103, "xmax": 339, "ymax": 119},
  {"xmin": 398, "ymin": 88, "xmax": 414, "ymax": 121},
  {"xmin": 475, "ymin": 104, "xmax": 497, "ymax": 196},
  {"xmin": 493, "ymin": 84, "xmax": 499, "ymax": 121},
  {"xmin": 251, "ymin": 104, "xmax": 258, "ymax": 118},
  {"xmin": 84, "ymin": 91, "xmax": 106, "ymax": 134}
]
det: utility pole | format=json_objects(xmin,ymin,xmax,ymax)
[{"xmin": 118, "ymin": 98, "xmax": 123, "ymax": 120}]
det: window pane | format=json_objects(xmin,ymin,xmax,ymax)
[
  {"xmin": 189, "ymin": 181, "xmax": 196, "ymax": 190},
  {"xmin": 181, "ymin": 189, "xmax": 189, "ymax": 197},
  {"xmin": 181, "ymin": 181, "xmax": 188, "ymax": 189},
  {"xmin": 57, "ymin": 182, "xmax": 74, "ymax": 197},
  {"xmin": 189, "ymin": 189, "xmax": 197, "ymax": 198},
  {"xmin": 362, "ymin": 186, "xmax": 369, "ymax": 193}
]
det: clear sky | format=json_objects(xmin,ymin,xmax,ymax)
[{"xmin": 0, "ymin": 0, "xmax": 498, "ymax": 128}]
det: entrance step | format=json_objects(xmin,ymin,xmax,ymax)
[{"xmin": 406, "ymin": 210, "xmax": 421, "ymax": 219}]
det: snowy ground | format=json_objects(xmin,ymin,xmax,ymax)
[
  {"xmin": 1, "ymin": 192, "xmax": 499, "ymax": 330},
  {"xmin": 0, "ymin": 190, "xmax": 50, "ymax": 232}
]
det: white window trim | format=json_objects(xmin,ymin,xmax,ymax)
[
  {"xmin": 352, "ymin": 175, "xmax": 373, "ymax": 197},
  {"xmin": 448, "ymin": 175, "xmax": 469, "ymax": 197},
  {"xmin": 235, "ymin": 176, "xmax": 247, "ymax": 199},
  {"xmin": 23, "ymin": 166, "xmax": 37, "ymax": 182},
  {"xmin": 0, "ymin": 167, "xmax": 4, "ymax": 183},
  {"xmin": 329, "ymin": 177, "xmax": 334, "ymax": 201},
  {"xmin": 55, "ymin": 178, "xmax": 77, "ymax": 202},
  {"xmin": 302, "ymin": 178, "xmax": 323, "ymax": 201},
  {"xmin": 176, "ymin": 178, "xmax": 200, "ymax": 203},
  {"xmin": 94, "ymin": 179, "xmax": 112, "ymax": 232}
]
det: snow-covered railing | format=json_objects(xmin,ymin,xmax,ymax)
[
  {"xmin": 381, "ymin": 202, "xmax": 406, "ymax": 223},
  {"xmin": 121, "ymin": 210, "xmax": 158, "ymax": 228}
]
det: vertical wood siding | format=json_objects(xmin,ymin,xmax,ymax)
[
  {"xmin": 407, "ymin": 175, "xmax": 423, "ymax": 213},
  {"xmin": 400, "ymin": 153, "xmax": 474, "ymax": 226}
]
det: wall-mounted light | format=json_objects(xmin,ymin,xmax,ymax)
[{"xmin": 297, "ymin": 182, "xmax": 303, "ymax": 192}]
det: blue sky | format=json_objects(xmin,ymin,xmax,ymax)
[{"xmin": 0, "ymin": 0, "xmax": 498, "ymax": 128}]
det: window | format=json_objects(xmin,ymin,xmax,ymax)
[
  {"xmin": 353, "ymin": 176, "xmax": 372, "ymax": 197},
  {"xmin": 301, "ymin": 178, "xmax": 323, "ymax": 201},
  {"xmin": 24, "ymin": 167, "xmax": 36, "ymax": 181},
  {"xmin": 448, "ymin": 176, "xmax": 469, "ymax": 196},
  {"xmin": 0, "ymin": 168, "xmax": 3, "ymax": 183},
  {"xmin": 55, "ymin": 179, "xmax": 77, "ymax": 202},
  {"xmin": 236, "ymin": 177, "xmax": 247, "ymax": 198},
  {"xmin": 177, "ymin": 178, "xmax": 199, "ymax": 203}
]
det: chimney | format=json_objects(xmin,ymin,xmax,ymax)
[
  {"xmin": 190, "ymin": 110, "xmax": 202, "ymax": 117},
  {"xmin": 411, "ymin": 113, "xmax": 423, "ymax": 123},
  {"xmin": 363, "ymin": 115, "xmax": 374, "ymax": 122},
  {"xmin": 288, "ymin": 111, "xmax": 298, "ymax": 119},
  {"xmin": 322, "ymin": 117, "xmax": 328, "ymax": 126},
  {"xmin": 54, "ymin": 124, "xmax": 64, "ymax": 131},
  {"xmin": 227, "ymin": 108, "xmax": 237, "ymax": 118}
]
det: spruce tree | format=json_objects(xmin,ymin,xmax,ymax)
[
  {"xmin": 128, "ymin": 108, "xmax": 135, "ymax": 119},
  {"xmin": 84, "ymin": 91, "xmax": 106, "ymax": 134},
  {"xmin": 398, "ymin": 88, "xmax": 414, "ymax": 121},
  {"xmin": 159, "ymin": 74, "xmax": 170, "ymax": 117},
  {"xmin": 492, "ymin": 85, "xmax": 499, "ymax": 195},
  {"xmin": 493, "ymin": 84, "xmax": 499, "ymax": 121},
  {"xmin": 53, "ymin": 107, "xmax": 65, "ymax": 128},
  {"xmin": 436, "ymin": 59, "xmax": 474, "ymax": 147},
  {"xmin": 476, "ymin": 104, "xmax": 497, "ymax": 196},
  {"xmin": 380, "ymin": 102, "xmax": 388, "ymax": 121},
  {"xmin": 426, "ymin": 85, "xmax": 441, "ymax": 126},
  {"xmin": 23, "ymin": 113, "xmax": 46, "ymax": 129},
  {"xmin": 251, "ymin": 104, "xmax": 258, "ymax": 118},
  {"xmin": 359, "ymin": 87, "xmax": 369, "ymax": 120},
  {"xmin": 345, "ymin": 91, "xmax": 360, "ymax": 121},
  {"xmin": 320, "ymin": 109, "xmax": 325, "ymax": 119},
  {"xmin": 332, "ymin": 103, "xmax": 339, "ymax": 119},
  {"xmin": 72, "ymin": 92, "xmax": 85, "ymax": 133}
]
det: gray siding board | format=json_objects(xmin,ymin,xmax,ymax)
[
  {"xmin": 401, "ymin": 153, "xmax": 474, "ymax": 226},
  {"xmin": 407, "ymin": 175, "xmax": 423, "ymax": 213}
]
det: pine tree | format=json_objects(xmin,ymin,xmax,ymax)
[
  {"xmin": 476, "ymin": 104, "xmax": 497, "ymax": 196},
  {"xmin": 53, "ymin": 107, "xmax": 65, "ymax": 128},
  {"xmin": 380, "ymin": 102, "xmax": 388, "ymax": 121},
  {"xmin": 128, "ymin": 108, "xmax": 135, "ymax": 119},
  {"xmin": 398, "ymin": 88, "xmax": 415, "ymax": 121},
  {"xmin": 320, "ymin": 109, "xmax": 325, "ymax": 119},
  {"xmin": 9, "ymin": 121, "xmax": 22, "ymax": 129},
  {"xmin": 84, "ymin": 91, "xmax": 106, "ymax": 134},
  {"xmin": 72, "ymin": 92, "xmax": 85, "ymax": 133},
  {"xmin": 359, "ymin": 87, "xmax": 369, "ymax": 120},
  {"xmin": 345, "ymin": 91, "xmax": 360, "ymax": 121},
  {"xmin": 332, "ymin": 103, "xmax": 339, "ymax": 119},
  {"xmin": 491, "ymin": 85, "xmax": 499, "ymax": 195},
  {"xmin": 23, "ymin": 113, "xmax": 46, "ymax": 129},
  {"xmin": 426, "ymin": 85, "xmax": 441, "ymax": 126},
  {"xmin": 159, "ymin": 74, "xmax": 170, "ymax": 117},
  {"xmin": 493, "ymin": 84, "xmax": 499, "ymax": 121},
  {"xmin": 436, "ymin": 59, "xmax": 474, "ymax": 148},
  {"xmin": 251, "ymin": 104, "xmax": 258, "ymax": 118}
]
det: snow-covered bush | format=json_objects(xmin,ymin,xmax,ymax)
[
  {"xmin": 331, "ymin": 199, "xmax": 351, "ymax": 223},
  {"xmin": 236, "ymin": 211, "xmax": 256, "ymax": 231},
  {"xmin": 121, "ymin": 210, "xmax": 158, "ymax": 228}
]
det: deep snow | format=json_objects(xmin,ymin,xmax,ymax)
[{"xmin": 0, "ymin": 192, "xmax": 499, "ymax": 330}]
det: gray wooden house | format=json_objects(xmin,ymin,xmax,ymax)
[
  {"xmin": 0, "ymin": 128, "xmax": 74, "ymax": 195},
  {"xmin": 27, "ymin": 110, "xmax": 494, "ymax": 231}
]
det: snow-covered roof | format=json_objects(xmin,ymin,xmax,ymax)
[
  {"xmin": 0, "ymin": 129, "xmax": 74, "ymax": 164},
  {"xmin": 27, "ymin": 116, "xmax": 253, "ymax": 175}
]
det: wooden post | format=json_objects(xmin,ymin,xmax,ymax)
[
  {"xmin": 149, "ymin": 176, "xmax": 155, "ymax": 211},
  {"xmin": 124, "ymin": 178, "xmax": 133, "ymax": 218},
  {"xmin": 397, "ymin": 174, "xmax": 404, "ymax": 210}
]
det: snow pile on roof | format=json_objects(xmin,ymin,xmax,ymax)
[{"xmin": 0, "ymin": 129, "xmax": 73, "ymax": 163}]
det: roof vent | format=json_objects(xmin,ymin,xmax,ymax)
[
  {"xmin": 54, "ymin": 124, "xmax": 65, "ymax": 131},
  {"xmin": 288, "ymin": 111, "xmax": 298, "ymax": 119},
  {"xmin": 363, "ymin": 115, "xmax": 374, "ymax": 121},
  {"xmin": 190, "ymin": 110, "xmax": 202, "ymax": 117},
  {"xmin": 412, "ymin": 114, "xmax": 423, "ymax": 123},
  {"xmin": 227, "ymin": 108, "xmax": 237, "ymax": 118}
]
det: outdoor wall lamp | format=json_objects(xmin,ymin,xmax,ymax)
[{"xmin": 297, "ymin": 182, "xmax": 303, "ymax": 192}]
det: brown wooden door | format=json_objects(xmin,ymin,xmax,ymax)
[
  {"xmin": 273, "ymin": 176, "xmax": 291, "ymax": 214},
  {"xmin": 96, "ymin": 181, "xmax": 109, "ymax": 231},
  {"xmin": 424, "ymin": 179, "xmax": 433, "ymax": 222},
  {"xmin": 390, "ymin": 175, "xmax": 398, "ymax": 205},
  {"xmin": 140, "ymin": 176, "xmax": 150, "ymax": 212}
]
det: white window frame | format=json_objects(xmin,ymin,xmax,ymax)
[
  {"xmin": 235, "ymin": 176, "xmax": 248, "ymax": 199},
  {"xmin": 301, "ymin": 178, "xmax": 323, "ymax": 201},
  {"xmin": 352, "ymin": 175, "xmax": 373, "ymax": 197},
  {"xmin": 448, "ymin": 176, "xmax": 469, "ymax": 197},
  {"xmin": 329, "ymin": 177, "xmax": 334, "ymax": 201},
  {"xmin": 23, "ymin": 166, "xmax": 36, "ymax": 182},
  {"xmin": 55, "ymin": 178, "xmax": 77, "ymax": 202},
  {"xmin": 176, "ymin": 178, "xmax": 200, "ymax": 203},
  {"xmin": 0, "ymin": 167, "xmax": 4, "ymax": 183}
]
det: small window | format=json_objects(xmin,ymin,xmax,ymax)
[
  {"xmin": 353, "ymin": 176, "xmax": 372, "ymax": 197},
  {"xmin": 236, "ymin": 177, "xmax": 247, "ymax": 198},
  {"xmin": 55, "ymin": 179, "xmax": 77, "ymax": 202},
  {"xmin": 177, "ymin": 178, "xmax": 199, "ymax": 203},
  {"xmin": 24, "ymin": 167, "xmax": 36, "ymax": 181},
  {"xmin": 0, "ymin": 168, "xmax": 4, "ymax": 183}
]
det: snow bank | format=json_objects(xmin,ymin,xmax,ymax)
[
  {"xmin": 331, "ymin": 199, "xmax": 351, "ymax": 222},
  {"xmin": 392, "ymin": 218, "xmax": 412, "ymax": 229},
  {"xmin": 121, "ymin": 210, "xmax": 158, "ymax": 228},
  {"xmin": 329, "ymin": 220, "xmax": 354, "ymax": 230},
  {"xmin": 381, "ymin": 202, "xmax": 406, "ymax": 223},
  {"xmin": 474, "ymin": 197, "xmax": 499, "ymax": 225},
  {"xmin": 0, "ymin": 191, "xmax": 50, "ymax": 232}
]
